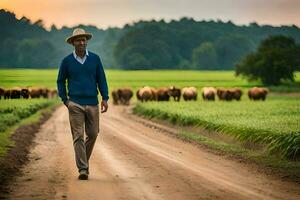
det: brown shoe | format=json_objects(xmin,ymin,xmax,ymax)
[{"xmin": 78, "ymin": 170, "xmax": 88, "ymax": 180}]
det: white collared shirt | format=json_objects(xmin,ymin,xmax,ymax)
[{"xmin": 73, "ymin": 50, "xmax": 89, "ymax": 64}]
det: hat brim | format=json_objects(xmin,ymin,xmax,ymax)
[{"xmin": 66, "ymin": 33, "xmax": 93, "ymax": 44}]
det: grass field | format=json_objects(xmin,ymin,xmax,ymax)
[
  {"xmin": 0, "ymin": 99, "xmax": 58, "ymax": 157},
  {"xmin": 133, "ymin": 96, "xmax": 300, "ymax": 159},
  {"xmin": 0, "ymin": 69, "xmax": 300, "ymax": 92},
  {"xmin": 0, "ymin": 69, "xmax": 300, "ymax": 162},
  {"xmin": 0, "ymin": 69, "xmax": 58, "ymax": 88}
]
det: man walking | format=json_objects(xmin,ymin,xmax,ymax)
[{"xmin": 57, "ymin": 28, "xmax": 109, "ymax": 180}]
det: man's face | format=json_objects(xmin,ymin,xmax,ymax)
[{"xmin": 72, "ymin": 36, "xmax": 87, "ymax": 51}]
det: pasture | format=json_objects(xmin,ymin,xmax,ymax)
[
  {"xmin": 1, "ymin": 69, "xmax": 300, "ymax": 92},
  {"xmin": 0, "ymin": 69, "xmax": 300, "ymax": 160}
]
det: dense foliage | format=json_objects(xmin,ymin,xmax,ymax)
[
  {"xmin": 236, "ymin": 35, "xmax": 300, "ymax": 85},
  {"xmin": 0, "ymin": 9, "xmax": 123, "ymax": 69},
  {"xmin": 1, "ymin": 9, "xmax": 300, "ymax": 70},
  {"xmin": 113, "ymin": 19, "xmax": 300, "ymax": 70}
]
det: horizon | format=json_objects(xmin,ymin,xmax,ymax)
[{"xmin": 1, "ymin": 0, "xmax": 300, "ymax": 30}]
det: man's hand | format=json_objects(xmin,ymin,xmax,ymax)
[{"xmin": 101, "ymin": 100, "xmax": 108, "ymax": 113}]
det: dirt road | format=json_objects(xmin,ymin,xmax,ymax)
[{"xmin": 6, "ymin": 104, "xmax": 300, "ymax": 200}]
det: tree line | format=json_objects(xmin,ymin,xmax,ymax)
[{"xmin": 1, "ymin": 9, "xmax": 300, "ymax": 71}]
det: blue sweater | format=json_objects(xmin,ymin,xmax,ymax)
[{"xmin": 57, "ymin": 51, "xmax": 109, "ymax": 105}]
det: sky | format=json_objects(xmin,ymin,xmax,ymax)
[{"xmin": 1, "ymin": 0, "xmax": 300, "ymax": 30}]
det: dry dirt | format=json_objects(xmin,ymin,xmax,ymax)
[{"xmin": 3, "ymin": 104, "xmax": 300, "ymax": 200}]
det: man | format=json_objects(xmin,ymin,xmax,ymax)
[{"xmin": 57, "ymin": 28, "xmax": 109, "ymax": 180}]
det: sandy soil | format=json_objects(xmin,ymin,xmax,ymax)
[{"xmin": 5, "ymin": 104, "xmax": 300, "ymax": 200}]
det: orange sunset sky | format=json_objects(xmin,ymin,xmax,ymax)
[{"xmin": 1, "ymin": 0, "xmax": 300, "ymax": 29}]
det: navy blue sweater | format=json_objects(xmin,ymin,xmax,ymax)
[{"xmin": 57, "ymin": 51, "xmax": 109, "ymax": 105}]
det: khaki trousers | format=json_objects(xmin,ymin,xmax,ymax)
[{"xmin": 68, "ymin": 101, "xmax": 99, "ymax": 172}]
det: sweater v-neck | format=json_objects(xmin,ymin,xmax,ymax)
[
  {"xmin": 73, "ymin": 56, "xmax": 87, "ymax": 65},
  {"xmin": 73, "ymin": 50, "xmax": 89, "ymax": 65}
]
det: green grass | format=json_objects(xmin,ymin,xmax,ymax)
[
  {"xmin": 0, "ymin": 69, "xmax": 300, "ymax": 92},
  {"xmin": 0, "ymin": 99, "xmax": 58, "ymax": 157},
  {"xmin": 0, "ymin": 69, "xmax": 58, "ymax": 89},
  {"xmin": 107, "ymin": 70, "xmax": 260, "ymax": 89},
  {"xmin": 133, "ymin": 96, "xmax": 300, "ymax": 160}
]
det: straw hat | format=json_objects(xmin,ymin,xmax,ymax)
[{"xmin": 66, "ymin": 28, "xmax": 93, "ymax": 44}]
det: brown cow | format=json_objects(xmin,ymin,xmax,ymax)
[
  {"xmin": 168, "ymin": 86, "xmax": 181, "ymax": 102},
  {"xmin": 40, "ymin": 88, "xmax": 49, "ymax": 98},
  {"xmin": 202, "ymin": 87, "xmax": 217, "ymax": 101},
  {"xmin": 229, "ymin": 88, "xmax": 242, "ymax": 101},
  {"xmin": 48, "ymin": 89, "xmax": 58, "ymax": 99},
  {"xmin": 118, "ymin": 88, "xmax": 133, "ymax": 105},
  {"xmin": 111, "ymin": 89, "xmax": 120, "ymax": 105},
  {"xmin": 21, "ymin": 88, "xmax": 29, "ymax": 99},
  {"xmin": 136, "ymin": 89, "xmax": 142, "ymax": 101},
  {"xmin": 10, "ymin": 87, "xmax": 21, "ymax": 99},
  {"xmin": 29, "ymin": 87, "xmax": 41, "ymax": 98},
  {"xmin": 4, "ymin": 89, "xmax": 10, "ymax": 99},
  {"xmin": 138, "ymin": 86, "xmax": 155, "ymax": 102},
  {"xmin": 217, "ymin": 88, "xmax": 242, "ymax": 101},
  {"xmin": 150, "ymin": 87, "xmax": 157, "ymax": 101},
  {"xmin": 182, "ymin": 87, "xmax": 197, "ymax": 101},
  {"xmin": 248, "ymin": 87, "xmax": 268, "ymax": 101},
  {"xmin": 217, "ymin": 88, "xmax": 227, "ymax": 100},
  {"xmin": 156, "ymin": 87, "xmax": 170, "ymax": 101}
]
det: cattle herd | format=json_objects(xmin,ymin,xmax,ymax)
[
  {"xmin": 0, "ymin": 87, "xmax": 58, "ymax": 99},
  {"xmin": 112, "ymin": 86, "xmax": 269, "ymax": 105},
  {"xmin": 0, "ymin": 86, "xmax": 268, "ymax": 104}
]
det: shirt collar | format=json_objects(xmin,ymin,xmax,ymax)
[{"xmin": 73, "ymin": 49, "xmax": 89, "ymax": 59}]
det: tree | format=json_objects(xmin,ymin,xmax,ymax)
[
  {"xmin": 191, "ymin": 42, "xmax": 218, "ymax": 69},
  {"xmin": 114, "ymin": 25, "xmax": 177, "ymax": 69},
  {"xmin": 124, "ymin": 53, "xmax": 151, "ymax": 69},
  {"xmin": 16, "ymin": 39, "xmax": 55, "ymax": 68},
  {"xmin": 236, "ymin": 35, "xmax": 300, "ymax": 85},
  {"xmin": 215, "ymin": 34, "xmax": 255, "ymax": 69}
]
